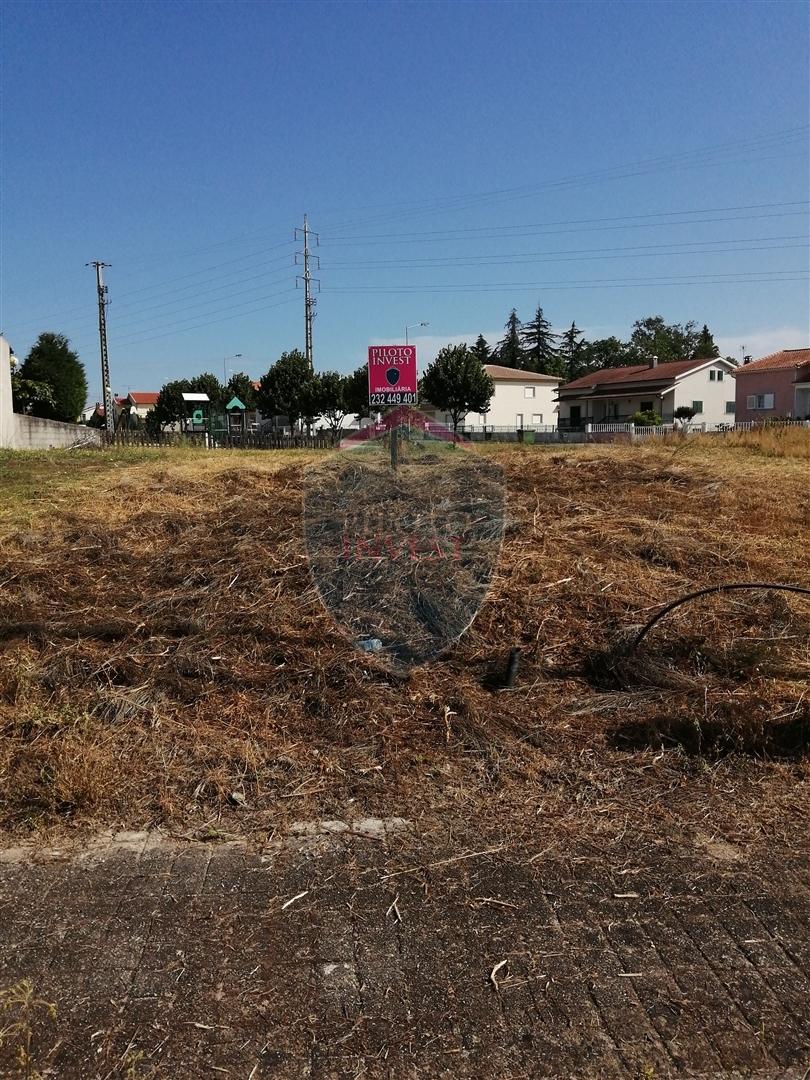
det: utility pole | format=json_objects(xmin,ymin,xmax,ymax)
[
  {"xmin": 295, "ymin": 215, "xmax": 320, "ymax": 369},
  {"xmin": 87, "ymin": 261, "xmax": 114, "ymax": 435}
]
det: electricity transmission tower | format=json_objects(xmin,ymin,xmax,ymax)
[
  {"xmin": 87, "ymin": 261, "xmax": 114, "ymax": 434},
  {"xmin": 295, "ymin": 215, "xmax": 320, "ymax": 369}
]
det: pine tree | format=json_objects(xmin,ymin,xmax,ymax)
[
  {"xmin": 520, "ymin": 305, "xmax": 562, "ymax": 375},
  {"xmin": 559, "ymin": 322, "xmax": 585, "ymax": 381},
  {"xmin": 692, "ymin": 324, "xmax": 720, "ymax": 358},
  {"xmin": 495, "ymin": 310, "xmax": 524, "ymax": 369},
  {"xmin": 470, "ymin": 334, "xmax": 491, "ymax": 365}
]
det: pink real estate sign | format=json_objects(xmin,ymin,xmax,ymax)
[{"xmin": 368, "ymin": 345, "xmax": 418, "ymax": 406}]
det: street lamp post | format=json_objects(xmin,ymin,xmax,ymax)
[
  {"xmin": 223, "ymin": 353, "xmax": 243, "ymax": 384},
  {"xmin": 405, "ymin": 321, "xmax": 429, "ymax": 345}
]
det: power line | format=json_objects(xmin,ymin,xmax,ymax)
[
  {"xmin": 321, "ymin": 126, "xmax": 809, "ymax": 233},
  {"xmin": 325, "ymin": 236, "xmax": 808, "ymax": 271},
  {"xmin": 9, "ymin": 241, "xmax": 297, "ymax": 334},
  {"xmin": 82, "ymin": 268, "xmax": 295, "ymax": 336},
  {"xmin": 7, "ymin": 201, "xmax": 806, "ymax": 340},
  {"xmin": 77, "ymin": 290, "xmax": 300, "ymax": 353},
  {"xmin": 326, "ymin": 269, "xmax": 808, "ymax": 295},
  {"xmin": 324, "ymin": 208, "xmax": 810, "ymax": 247}
]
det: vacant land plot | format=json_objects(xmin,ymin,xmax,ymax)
[{"xmin": 0, "ymin": 433, "xmax": 808, "ymax": 1077}]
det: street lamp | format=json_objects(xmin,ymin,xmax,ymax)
[
  {"xmin": 223, "ymin": 353, "xmax": 243, "ymax": 384},
  {"xmin": 405, "ymin": 321, "xmax": 429, "ymax": 345}
]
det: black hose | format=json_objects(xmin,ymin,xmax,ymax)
[{"xmin": 628, "ymin": 582, "xmax": 810, "ymax": 652}]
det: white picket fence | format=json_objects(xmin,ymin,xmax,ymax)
[{"xmin": 586, "ymin": 420, "xmax": 810, "ymax": 438}]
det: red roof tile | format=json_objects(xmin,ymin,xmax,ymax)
[
  {"xmin": 560, "ymin": 357, "xmax": 721, "ymax": 391},
  {"xmin": 128, "ymin": 392, "xmax": 159, "ymax": 405},
  {"xmin": 733, "ymin": 348, "xmax": 810, "ymax": 375}
]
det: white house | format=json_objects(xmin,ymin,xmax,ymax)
[
  {"xmin": 126, "ymin": 391, "xmax": 160, "ymax": 419},
  {"xmin": 556, "ymin": 356, "xmax": 738, "ymax": 428},
  {"xmin": 425, "ymin": 364, "xmax": 560, "ymax": 431}
]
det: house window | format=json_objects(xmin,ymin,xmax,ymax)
[
  {"xmin": 640, "ymin": 401, "xmax": 653, "ymax": 412},
  {"xmin": 725, "ymin": 401, "xmax": 736, "ymax": 414},
  {"xmin": 532, "ymin": 413, "xmax": 543, "ymax": 426},
  {"xmin": 524, "ymin": 386, "xmax": 536, "ymax": 399},
  {"xmin": 746, "ymin": 394, "xmax": 775, "ymax": 410},
  {"xmin": 717, "ymin": 370, "xmax": 724, "ymax": 381},
  {"xmin": 692, "ymin": 401, "xmax": 703, "ymax": 414},
  {"xmin": 709, "ymin": 370, "xmax": 715, "ymax": 381}
]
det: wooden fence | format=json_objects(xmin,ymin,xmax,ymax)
[{"xmin": 101, "ymin": 431, "xmax": 333, "ymax": 450}]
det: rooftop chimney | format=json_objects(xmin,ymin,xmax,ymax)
[{"xmin": 649, "ymin": 354, "xmax": 659, "ymax": 369}]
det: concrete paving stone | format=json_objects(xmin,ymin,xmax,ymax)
[{"xmin": 1, "ymin": 831, "xmax": 809, "ymax": 1078}]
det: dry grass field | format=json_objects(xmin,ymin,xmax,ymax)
[{"xmin": 0, "ymin": 431, "xmax": 807, "ymax": 855}]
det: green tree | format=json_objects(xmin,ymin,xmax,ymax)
[
  {"xmin": 495, "ymin": 309, "xmax": 524, "ymax": 369},
  {"xmin": 520, "ymin": 305, "xmax": 562, "ymax": 375},
  {"xmin": 225, "ymin": 372, "xmax": 257, "ymax": 409},
  {"xmin": 575, "ymin": 336, "xmax": 639, "ymax": 373},
  {"xmin": 629, "ymin": 316, "xmax": 702, "ymax": 363},
  {"xmin": 189, "ymin": 372, "xmax": 226, "ymax": 408},
  {"xmin": 673, "ymin": 405, "xmax": 696, "ymax": 428},
  {"xmin": 692, "ymin": 324, "xmax": 720, "ymax": 358},
  {"xmin": 558, "ymin": 322, "xmax": 585, "ymax": 381},
  {"xmin": 470, "ymin": 334, "xmax": 492, "ymax": 365},
  {"xmin": 631, "ymin": 409, "xmax": 663, "ymax": 426},
  {"xmin": 343, "ymin": 365, "xmax": 372, "ymax": 425},
  {"xmin": 420, "ymin": 344, "xmax": 494, "ymax": 438},
  {"xmin": 312, "ymin": 371, "xmax": 348, "ymax": 437},
  {"xmin": 19, "ymin": 332, "xmax": 88, "ymax": 422},
  {"xmin": 257, "ymin": 349, "xmax": 313, "ymax": 432},
  {"xmin": 10, "ymin": 370, "xmax": 55, "ymax": 414},
  {"xmin": 148, "ymin": 378, "xmax": 193, "ymax": 433}
]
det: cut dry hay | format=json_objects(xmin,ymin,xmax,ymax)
[{"xmin": 0, "ymin": 432, "xmax": 807, "ymax": 852}]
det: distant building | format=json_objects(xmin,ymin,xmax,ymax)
[
  {"xmin": 557, "ymin": 356, "xmax": 737, "ymax": 428},
  {"xmin": 126, "ymin": 391, "xmax": 159, "ymax": 419},
  {"xmin": 85, "ymin": 396, "xmax": 127, "ymax": 426},
  {"xmin": 733, "ymin": 348, "xmax": 810, "ymax": 422},
  {"xmin": 422, "ymin": 364, "xmax": 560, "ymax": 431}
]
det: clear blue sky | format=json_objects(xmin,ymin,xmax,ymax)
[{"xmin": 2, "ymin": 0, "xmax": 808, "ymax": 403}]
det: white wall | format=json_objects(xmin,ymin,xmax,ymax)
[
  {"xmin": 12, "ymin": 414, "xmax": 102, "ymax": 449},
  {"xmin": 672, "ymin": 363, "xmax": 736, "ymax": 425},
  {"xmin": 1, "ymin": 336, "xmax": 101, "ymax": 449},
  {"xmin": 0, "ymin": 337, "xmax": 14, "ymax": 448},
  {"xmin": 452, "ymin": 379, "xmax": 559, "ymax": 428}
]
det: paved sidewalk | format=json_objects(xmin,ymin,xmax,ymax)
[{"xmin": 1, "ymin": 820, "xmax": 809, "ymax": 1078}]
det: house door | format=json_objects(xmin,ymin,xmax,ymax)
[
  {"xmin": 569, "ymin": 405, "xmax": 581, "ymax": 426},
  {"xmin": 515, "ymin": 413, "xmax": 524, "ymax": 428}
]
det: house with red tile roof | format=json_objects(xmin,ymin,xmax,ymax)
[
  {"xmin": 732, "ymin": 349, "xmax": 810, "ymax": 422},
  {"xmin": 556, "ymin": 356, "xmax": 737, "ymax": 428},
  {"xmin": 126, "ymin": 391, "xmax": 160, "ymax": 418}
]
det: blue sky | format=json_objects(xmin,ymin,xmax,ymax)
[{"xmin": 2, "ymin": 0, "xmax": 808, "ymax": 402}]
